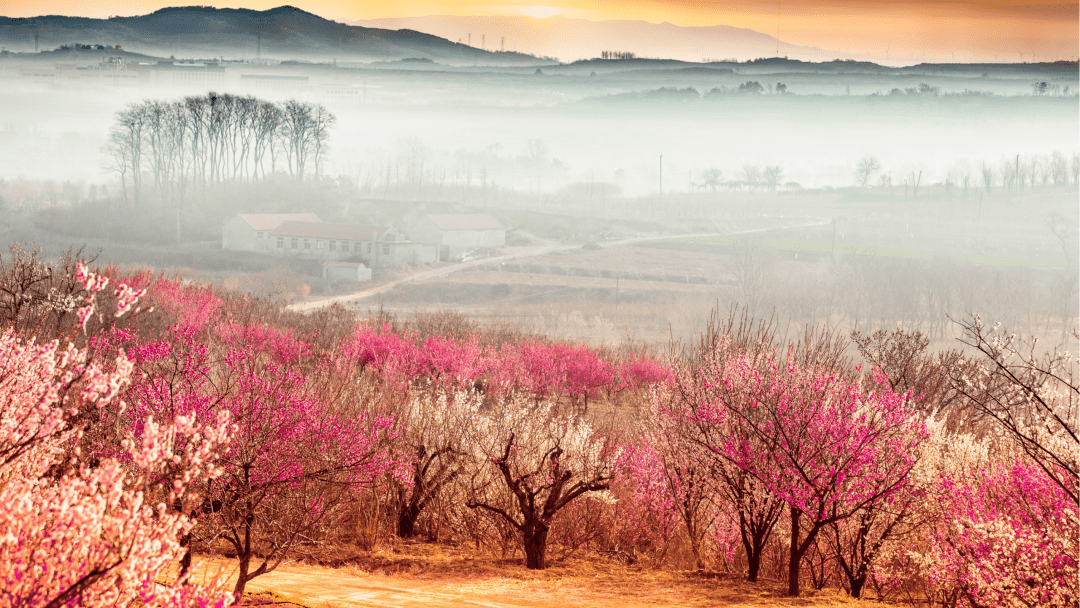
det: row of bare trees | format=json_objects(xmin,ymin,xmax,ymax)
[
  {"xmin": 978, "ymin": 151, "xmax": 1079, "ymax": 195},
  {"xmin": 103, "ymin": 93, "xmax": 335, "ymax": 208},
  {"xmin": 693, "ymin": 165, "xmax": 784, "ymax": 193},
  {"xmin": 856, "ymin": 152, "xmax": 1078, "ymax": 195}
]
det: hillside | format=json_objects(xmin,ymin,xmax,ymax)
[
  {"xmin": 0, "ymin": 5, "xmax": 545, "ymax": 65},
  {"xmin": 350, "ymin": 14, "xmax": 854, "ymax": 64}
]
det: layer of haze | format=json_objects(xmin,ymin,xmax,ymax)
[
  {"xmin": 0, "ymin": 6, "xmax": 1077, "ymax": 353},
  {"xmin": 3, "ymin": 1, "xmax": 1077, "ymax": 62}
]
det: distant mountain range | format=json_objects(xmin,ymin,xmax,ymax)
[
  {"xmin": 349, "ymin": 15, "xmax": 857, "ymax": 64},
  {"xmin": 0, "ymin": 6, "xmax": 544, "ymax": 65}
]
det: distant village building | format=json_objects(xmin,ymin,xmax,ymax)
[
  {"xmin": 136, "ymin": 60, "xmax": 226, "ymax": 90},
  {"xmin": 17, "ymin": 55, "xmax": 138, "ymax": 91},
  {"xmin": 238, "ymin": 73, "xmax": 309, "ymax": 94},
  {"xmin": 409, "ymin": 214, "xmax": 505, "ymax": 261},
  {"xmin": 271, "ymin": 221, "xmax": 405, "ymax": 267},
  {"xmin": 323, "ymin": 261, "xmax": 372, "ymax": 284},
  {"xmin": 221, "ymin": 213, "xmax": 321, "ymax": 252},
  {"xmin": 223, "ymin": 213, "xmax": 436, "ymax": 268}
]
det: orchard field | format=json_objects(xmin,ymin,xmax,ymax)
[
  {"xmin": 0, "ymin": 242, "xmax": 1075, "ymax": 607},
  {"xmin": 350, "ymin": 188, "xmax": 1076, "ymax": 349}
]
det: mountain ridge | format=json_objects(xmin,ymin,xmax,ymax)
[
  {"xmin": 348, "ymin": 14, "xmax": 855, "ymax": 63},
  {"xmin": 0, "ymin": 6, "xmax": 546, "ymax": 65}
]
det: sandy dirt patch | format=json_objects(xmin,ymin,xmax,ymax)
[{"xmin": 188, "ymin": 551, "xmax": 861, "ymax": 608}]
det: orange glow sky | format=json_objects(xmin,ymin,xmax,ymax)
[{"xmin": 4, "ymin": 1, "xmax": 1077, "ymax": 60}]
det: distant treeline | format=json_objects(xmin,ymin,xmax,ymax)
[
  {"xmin": 600, "ymin": 51, "xmax": 637, "ymax": 60},
  {"xmin": 104, "ymin": 93, "xmax": 336, "ymax": 208}
]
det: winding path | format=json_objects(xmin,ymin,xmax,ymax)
[{"xmin": 286, "ymin": 220, "xmax": 832, "ymax": 314}]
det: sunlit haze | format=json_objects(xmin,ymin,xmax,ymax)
[{"xmin": 3, "ymin": 0, "xmax": 1077, "ymax": 61}]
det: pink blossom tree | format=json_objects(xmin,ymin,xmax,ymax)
[
  {"xmin": 642, "ymin": 386, "xmax": 723, "ymax": 571},
  {"xmin": 690, "ymin": 321, "xmax": 925, "ymax": 597},
  {"xmin": 125, "ymin": 311, "xmax": 404, "ymax": 599},
  {"xmin": 0, "ymin": 261, "xmax": 234, "ymax": 607},
  {"xmin": 606, "ymin": 440, "xmax": 682, "ymax": 564}
]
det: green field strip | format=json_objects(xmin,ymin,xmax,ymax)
[{"xmin": 645, "ymin": 236, "xmax": 1062, "ymax": 268}]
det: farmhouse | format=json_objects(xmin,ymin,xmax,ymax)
[
  {"xmin": 323, "ymin": 261, "xmax": 372, "ymax": 284},
  {"xmin": 222, "ymin": 213, "xmax": 321, "ymax": 252},
  {"xmin": 409, "ymin": 214, "xmax": 505, "ymax": 261},
  {"xmin": 270, "ymin": 221, "xmax": 436, "ymax": 268}
]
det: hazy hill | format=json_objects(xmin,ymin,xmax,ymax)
[
  {"xmin": 0, "ymin": 6, "xmax": 545, "ymax": 65},
  {"xmin": 349, "ymin": 15, "xmax": 855, "ymax": 63}
]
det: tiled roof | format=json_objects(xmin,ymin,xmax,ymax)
[
  {"xmin": 424, "ymin": 214, "xmax": 504, "ymax": 231},
  {"xmin": 238, "ymin": 213, "xmax": 320, "ymax": 231},
  {"xmin": 272, "ymin": 221, "xmax": 391, "ymax": 241}
]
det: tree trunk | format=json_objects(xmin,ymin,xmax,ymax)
[
  {"xmin": 178, "ymin": 532, "xmax": 192, "ymax": 578},
  {"xmin": 396, "ymin": 498, "xmax": 422, "ymax": 538},
  {"xmin": 523, "ymin": 524, "xmax": 550, "ymax": 569},
  {"xmin": 850, "ymin": 575, "xmax": 866, "ymax": 599},
  {"xmin": 234, "ymin": 553, "xmax": 251, "ymax": 600},
  {"xmin": 788, "ymin": 506, "xmax": 801, "ymax": 597},
  {"xmin": 747, "ymin": 550, "xmax": 762, "ymax": 582}
]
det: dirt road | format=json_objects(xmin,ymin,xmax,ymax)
[
  {"xmin": 191, "ymin": 556, "xmax": 856, "ymax": 608},
  {"xmin": 287, "ymin": 220, "xmax": 831, "ymax": 314},
  {"xmin": 287, "ymin": 242, "xmax": 581, "ymax": 313}
]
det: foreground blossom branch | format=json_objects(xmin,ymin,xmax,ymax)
[{"xmin": 0, "ymin": 329, "xmax": 234, "ymax": 608}]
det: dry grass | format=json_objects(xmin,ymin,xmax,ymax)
[{"xmin": 189, "ymin": 544, "xmax": 863, "ymax": 608}]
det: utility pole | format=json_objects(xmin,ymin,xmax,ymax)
[{"xmin": 831, "ymin": 217, "xmax": 837, "ymax": 262}]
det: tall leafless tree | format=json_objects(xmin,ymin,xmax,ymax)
[
  {"xmin": 103, "ymin": 94, "xmax": 335, "ymax": 200},
  {"xmin": 854, "ymin": 156, "xmax": 880, "ymax": 187}
]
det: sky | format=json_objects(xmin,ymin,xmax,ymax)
[{"xmin": 3, "ymin": 0, "xmax": 1077, "ymax": 61}]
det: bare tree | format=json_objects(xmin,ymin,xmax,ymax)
[
  {"xmin": 465, "ymin": 397, "xmax": 616, "ymax": 569},
  {"xmin": 310, "ymin": 103, "xmax": 336, "ymax": 181},
  {"xmin": 701, "ymin": 167, "xmax": 722, "ymax": 192},
  {"xmin": 106, "ymin": 94, "xmax": 336, "ymax": 195},
  {"xmin": 854, "ymin": 156, "xmax": 880, "ymax": 187},
  {"xmin": 762, "ymin": 165, "xmax": 783, "ymax": 193},
  {"xmin": 980, "ymin": 161, "xmax": 994, "ymax": 195},
  {"xmin": 741, "ymin": 164, "xmax": 762, "ymax": 193},
  {"xmin": 1049, "ymin": 151, "xmax": 1068, "ymax": 186},
  {"xmin": 112, "ymin": 105, "xmax": 147, "ymax": 206},
  {"xmin": 253, "ymin": 100, "xmax": 282, "ymax": 180},
  {"xmin": 183, "ymin": 94, "xmax": 210, "ymax": 193},
  {"xmin": 949, "ymin": 314, "xmax": 1078, "ymax": 507},
  {"xmin": 729, "ymin": 238, "xmax": 772, "ymax": 314},
  {"xmin": 392, "ymin": 389, "xmax": 478, "ymax": 538},
  {"xmin": 103, "ymin": 130, "xmax": 132, "ymax": 207},
  {"xmin": 279, "ymin": 100, "xmax": 315, "ymax": 182}
]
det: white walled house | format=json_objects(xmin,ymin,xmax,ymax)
[
  {"xmin": 222, "ymin": 213, "xmax": 321, "ymax": 252},
  {"xmin": 323, "ymin": 261, "xmax": 372, "ymax": 284},
  {"xmin": 409, "ymin": 214, "xmax": 505, "ymax": 261},
  {"xmin": 270, "ymin": 221, "xmax": 436, "ymax": 268}
]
